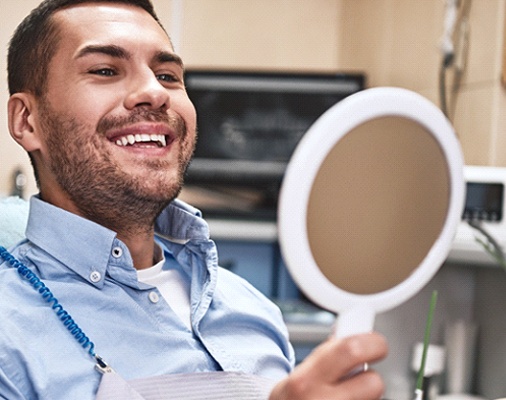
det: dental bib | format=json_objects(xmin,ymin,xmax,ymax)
[{"xmin": 95, "ymin": 370, "xmax": 276, "ymax": 400}]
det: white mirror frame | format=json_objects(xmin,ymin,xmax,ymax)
[{"xmin": 278, "ymin": 87, "xmax": 465, "ymax": 338}]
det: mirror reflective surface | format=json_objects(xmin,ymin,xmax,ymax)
[
  {"xmin": 307, "ymin": 116, "xmax": 450, "ymax": 295},
  {"xmin": 278, "ymin": 87, "xmax": 465, "ymax": 338}
]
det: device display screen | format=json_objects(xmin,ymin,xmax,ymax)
[{"xmin": 463, "ymin": 182, "xmax": 504, "ymax": 222}]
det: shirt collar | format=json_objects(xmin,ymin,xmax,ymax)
[
  {"xmin": 26, "ymin": 196, "xmax": 122, "ymax": 286},
  {"xmin": 154, "ymin": 199, "xmax": 210, "ymax": 243},
  {"xmin": 25, "ymin": 197, "xmax": 210, "ymax": 286}
]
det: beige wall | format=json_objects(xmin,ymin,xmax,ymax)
[
  {"xmin": 338, "ymin": 0, "xmax": 506, "ymax": 166},
  {"xmin": 180, "ymin": 0, "xmax": 342, "ymax": 72},
  {"xmin": 0, "ymin": 0, "xmax": 42, "ymax": 198},
  {"xmin": 1, "ymin": 0, "xmax": 505, "ymax": 197},
  {"xmin": 180, "ymin": 0, "xmax": 506, "ymax": 166}
]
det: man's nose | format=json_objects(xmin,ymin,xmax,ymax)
[{"xmin": 124, "ymin": 71, "xmax": 170, "ymax": 110}]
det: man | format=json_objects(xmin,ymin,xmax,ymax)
[{"xmin": 0, "ymin": 0, "xmax": 388, "ymax": 398}]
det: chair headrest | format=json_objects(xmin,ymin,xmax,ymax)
[{"xmin": 0, "ymin": 196, "xmax": 29, "ymax": 249}]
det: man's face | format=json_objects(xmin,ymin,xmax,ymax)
[{"xmin": 32, "ymin": 3, "xmax": 196, "ymax": 222}]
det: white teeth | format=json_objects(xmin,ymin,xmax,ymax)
[{"xmin": 114, "ymin": 134, "xmax": 167, "ymax": 147}]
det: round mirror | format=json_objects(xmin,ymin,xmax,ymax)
[{"xmin": 278, "ymin": 87, "xmax": 465, "ymax": 338}]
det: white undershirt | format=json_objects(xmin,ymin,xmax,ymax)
[{"xmin": 137, "ymin": 248, "xmax": 192, "ymax": 330}]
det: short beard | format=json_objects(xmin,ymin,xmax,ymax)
[{"xmin": 38, "ymin": 99, "xmax": 195, "ymax": 236}]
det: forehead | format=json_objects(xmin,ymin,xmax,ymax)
[{"xmin": 52, "ymin": 3, "xmax": 173, "ymax": 56}]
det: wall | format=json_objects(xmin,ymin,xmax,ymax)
[
  {"xmin": 338, "ymin": 0, "xmax": 506, "ymax": 167},
  {"xmin": 179, "ymin": 0, "xmax": 342, "ymax": 72},
  {"xmin": 474, "ymin": 266, "xmax": 506, "ymax": 399},
  {"xmin": 179, "ymin": 0, "xmax": 506, "ymax": 168},
  {"xmin": 375, "ymin": 262, "xmax": 478, "ymax": 399},
  {"xmin": 0, "ymin": 0, "xmax": 42, "ymax": 198}
]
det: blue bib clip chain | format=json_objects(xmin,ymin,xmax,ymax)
[{"xmin": 0, "ymin": 245, "xmax": 113, "ymax": 374}]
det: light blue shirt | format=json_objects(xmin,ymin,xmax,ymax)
[{"xmin": 0, "ymin": 197, "xmax": 294, "ymax": 399}]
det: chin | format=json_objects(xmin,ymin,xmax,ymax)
[{"xmin": 138, "ymin": 177, "xmax": 183, "ymax": 203}]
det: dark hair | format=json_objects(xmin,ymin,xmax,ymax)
[{"xmin": 7, "ymin": 0, "xmax": 166, "ymax": 97}]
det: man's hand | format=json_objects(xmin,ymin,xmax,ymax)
[{"xmin": 269, "ymin": 332, "xmax": 388, "ymax": 400}]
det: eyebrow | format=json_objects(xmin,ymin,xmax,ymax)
[
  {"xmin": 75, "ymin": 45, "xmax": 184, "ymax": 69},
  {"xmin": 154, "ymin": 50, "xmax": 184, "ymax": 69},
  {"xmin": 76, "ymin": 44, "xmax": 130, "ymax": 60}
]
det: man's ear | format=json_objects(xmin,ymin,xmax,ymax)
[{"xmin": 8, "ymin": 93, "xmax": 42, "ymax": 152}]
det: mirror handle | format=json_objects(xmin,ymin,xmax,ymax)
[{"xmin": 334, "ymin": 306, "xmax": 375, "ymax": 338}]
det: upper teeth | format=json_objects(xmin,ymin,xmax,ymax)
[{"xmin": 115, "ymin": 134, "xmax": 167, "ymax": 147}]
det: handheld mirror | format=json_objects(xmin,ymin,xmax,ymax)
[{"xmin": 278, "ymin": 87, "xmax": 465, "ymax": 338}]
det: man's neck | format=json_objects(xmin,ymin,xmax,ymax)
[{"xmin": 118, "ymin": 230, "xmax": 159, "ymax": 270}]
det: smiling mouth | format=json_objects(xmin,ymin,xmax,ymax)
[{"xmin": 114, "ymin": 134, "xmax": 168, "ymax": 148}]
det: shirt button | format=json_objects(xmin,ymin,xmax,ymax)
[
  {"xmin": 112, "ymin": 247, "xmax": 123, "ymax": 258},
  {"xmin": 148, "ymin": 291, "xmax": 160, "ymax": 303},
  {"xmin": 90, "ymin": 271, "xmax": 102, "ymax": 283}
]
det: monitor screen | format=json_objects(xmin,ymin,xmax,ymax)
[{"xmin": 181, "ymin": 70, "xmax": 365, "ymax": 220}]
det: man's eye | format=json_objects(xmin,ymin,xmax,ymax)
[
  {"xmin": 157, "ymin": 73, "xmax": 179, "ymax": 83},
  {"xmin": 90, "ymin": 68, "xmax": 117, "ymax": 77}
]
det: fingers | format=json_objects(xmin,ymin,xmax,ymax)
[
  {"xmin": 268, "ymin": 332, "xmax": 388, "ymax": 400},
  {"xmin": 270, "ymin": 368, "xmax": 385, "ymax": 400},
  {"xmin": 336, "ymin": 369, "xmax": 385, "ymax": 400},
  {"xmin": 306, "ymin": 332, "xmax": 388, "ymax": 382}
]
